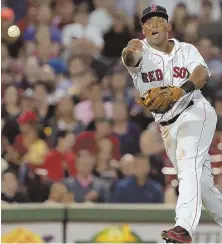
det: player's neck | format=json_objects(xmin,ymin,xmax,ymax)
[{"xmin": 148, "ymin": 40, "xmax": 174, "ymax": 54}]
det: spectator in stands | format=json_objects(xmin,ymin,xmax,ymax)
[
  {"xmin": 1, "ymin": 158, "xmax": 9, "ymax": 173},
  {"xmin": 112, "ymin": 101, "xmax": 141, "ymax": 156},
  {"xmin": 116, "ymin": 0, "xmax": 138, "ymax": 19},
  {"xmin": 186, "ymin": 0, "xmax": 221, "ymax": 22},
  {"xmin": 74, "ymin": 117, "xmax": 120, "ymax": 160},
  {"xmin": 47, "ymin": 58, "xmax": 71, "ymax": 96},
  {"xmin": 47, "ymin": 96, "xmax": 84, "ymax": 147},
  {"xmin": 33, "ymin": 81, "xmax": 55, "ymax": 128},
  {"xmin": 1, "ymin": 170, "xmax": 30, "ymax": 203},
  {"xmin": 20, "ymin": 91, "xmax": 35, "ymax": 113},
  {"xmin": 197, "ymin": 38, "xmax": 222, "ymax": 95},
  {"xmin": 130, "ymin": 106, "xmax": 154, "ymax": 131},
  {"xmin": 93, "ymin": 152, "xmax": 116, "ymax": 185},
  {"xmin": 88, "ymin": 0, "xmax": 114, "ymax": 34},
  {"xmin": 62, "ymin": 6, "xmax": 104, "ymax": 57},
  {"xmin": 119, "ymin": 154, "xmax": 135, "ymax": 178},
  {"xmin": 111, "ymin": 154, "xmax": 164, "ymax": 203},
  {"xmin": 19, "ymin": 56, "xmax": 40, "ymax": 90},
  {"xmin": 133, "ymin": 0, "xmax": 147, "ymax": 37},
  {"xmin": 2, "ymin": 89, "xmax": 34, "ymax": 147},
  {"xmin": 200, "ymin": 0, "xmax": 215, "ymax": 24},
  {"xmin": 63, "ymin": 150, "xmax": 109, "ymax": 202},
  {"xmin": 171, "ymin": 3, "xmax": 188, "ymax": 41},
  {"xmin": 75, "ymin": 82, "xmax": 113, "ymax": 127},
  {"xmin": 23, "ymin": 168, "xmax": 51, "ymax": 202},
  {"xmin": 12, "ymin": 111, "xmax": 48, "ymax": 168},
  {"xmin": 1, "ymin": 86, "xmax": 21, "ymax": 145},
  {"xmin": 53, "ymin": 0, "xmax": 75, "ymax": 30},
  {"xmin": 23, "ymin": 4, "xmax": 61, "ymax": 47},
  {"xmin": 46, "ymin": 182, "xmax": 73, "ymax": 203},
  {"xmin": 183, "ymin": 16, "xmax": 200, "ymax": 45},
  {"xmin": 2, "ymin": 85, "xmax": 21, "ymax": 121},
  {"xmin": 67, "ymin": 56, "xmax": 96, "ymax": 98},
  {"xmin": 105, "ymin": 65, "xmax": 135, "ymax": 108},
  {"xmin": 102, "ymin": 10, "xmax": 133, "ymax": 60},
  {"xmin": 42, "ymin": 131, "xmax": 76, "ymax": 182},
  {"xmin": 140, "ymin": 122, "xmax": 165, "ymax": 156},
  {"xmin": 149, "ymin": 154, "xmax": 166, "ymax": 188}
]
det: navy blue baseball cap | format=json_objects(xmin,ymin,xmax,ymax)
[{"xmin": 141, "ymin": 4, "xmax": 168, "ymax": 24}]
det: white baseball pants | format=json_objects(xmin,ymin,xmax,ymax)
[{"xmin": 160, "ymin": 99, "xmax": 222, "ymax": 235}]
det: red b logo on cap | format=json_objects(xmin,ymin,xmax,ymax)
[{"xmin": 151, "ymin": 4, "xmax": 157, "ymax": 12}]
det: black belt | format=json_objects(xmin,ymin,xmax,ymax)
[{"xmin": 160, "ymin": 100, "xmax": 194, "ymax": 126}]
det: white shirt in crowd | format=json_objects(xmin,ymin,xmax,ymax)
[
  {"xmin": 88, "ymin": 8, "xmax": 113, "ymax": 34},
  {"xmin": 62, "ymin": 23, "xmax": 104, "ymax": 48}
]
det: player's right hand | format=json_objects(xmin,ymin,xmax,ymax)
[{"xmin": 123, "ymin": 39, "xmax": 143, "ymax": 54}]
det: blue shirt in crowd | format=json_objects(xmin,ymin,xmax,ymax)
[
  {"xmin": 113, "ymin": 122, "xmax": 141, "ymax": 156},
  {"xmin": 111, "ymin": 176, "xmax": 164, "ymax": 203}
]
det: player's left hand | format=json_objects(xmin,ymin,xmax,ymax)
[{"xmin": 136, "ymin": 86, "xmax": 186, "ymax": 114}]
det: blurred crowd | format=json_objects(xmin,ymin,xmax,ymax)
[{"xmin": 1, "ymin": 0, "xmax": 222, "ymax": 204}]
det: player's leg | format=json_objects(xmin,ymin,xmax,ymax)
[
  {"xmin": 161, "ymin": 101, "xmax": 217, "ymax": 243},
  {"xmin": 174, "ymin": 101, "xmax": 217, "ymax": 235},
  {"xmin": 201, "ymin": 155, "xmax": 222, "ymax": 227}
]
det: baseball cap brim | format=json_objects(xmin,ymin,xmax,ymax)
[{"xmin": 141, "ymin": 11, "xmax": 168, "ymax": 24}]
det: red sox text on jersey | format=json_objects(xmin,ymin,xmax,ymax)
[{"xmin": 142, "ymin": 67, "xmax": 189, "ymax": 83}]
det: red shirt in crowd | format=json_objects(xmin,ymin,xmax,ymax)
[
  {"xmin": 42, "ymin": 149, "xmax": 77, "ymax": 181},
  {"xmin": 73, "ymin": 131, "xmax": 121, "ymax": 160},
  {"xmin": 13, "ymin": 134, "xmax": 28, "ymax": 158}
]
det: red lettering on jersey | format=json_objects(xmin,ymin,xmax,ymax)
[
  {"xmin": 148, "ymin": 71, "xmax": 156, "ymax": 82},
  {"xmin": 173, "ymin": 67, "xmax": 181, "ymax": 78},
  {"xmin": 141, "ymin": 69, "xmax": 163, "ymax": 83},
  {"xmin": 173, "ymin": 67, "xmax": 188, "ymax": 79},
  {"xmin": 141, "ymin": 73, "xmax": 149, "ymax": 83},
  {"xmin": 155, "ymin": 69, "xmax": 163, "ymax": 81},
  {"xmin": 180, "ymin": 67, "xmax": 187, "ymax": 79}
]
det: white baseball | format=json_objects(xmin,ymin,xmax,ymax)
[{"xmin": 8, "ymin": 25, "xmax": 20, "ymax": 38}]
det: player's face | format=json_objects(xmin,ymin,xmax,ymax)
[{"xmin": 142, "ymin": 16, "xmax": 170, "ymax": 46}]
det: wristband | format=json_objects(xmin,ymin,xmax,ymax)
[{"xmin": 181, "ymin": 80, "xmax": 195, "ymax": 94}]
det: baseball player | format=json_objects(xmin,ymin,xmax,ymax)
[{"xmin": 122, "ymin": 4, "xmax": 222, "ymax": 244}]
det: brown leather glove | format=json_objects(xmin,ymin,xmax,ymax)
[{"xmin": 136, "ymin": 86, "xmax": 186, "ymax": 114}]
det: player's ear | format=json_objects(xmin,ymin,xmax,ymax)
[
  {"xmin": 166, "ymin": 22, "xmax": 172, "ymax": 32},
  {"xmin": 142, "ymin": 24, "xmax": 145, "ymax": 34},
  {"xmin": 142, "ymin": 24, "xmax": 149, "ymax": 36}
]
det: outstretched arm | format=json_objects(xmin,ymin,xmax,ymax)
[{"xmin": 122, "ymin": 39, "xmax": 143, "ymax": 67}]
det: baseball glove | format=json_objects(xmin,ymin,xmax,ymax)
[{"xmin": 136, "ymin": 86, "xmax": 186, "ymax": 114}]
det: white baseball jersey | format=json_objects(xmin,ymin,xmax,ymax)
[{"xmin": 123, "ymin": 38, "xmax": 210, "ymax": 123}]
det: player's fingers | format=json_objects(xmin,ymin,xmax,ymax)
[
  {"xmin": 126, "ymin": 47, "xmax": 139, "ymax": 53},
  {"xmin": 128, "ymin": 42, "xmax": 142, "ymax": 49},
  {"xmin": 129, "ymin": 39, "xmax": 142, "ymax": 44},
  {"xmin": 130, "ymin": 46, "xmax": 142, "ymax": 52},
  {"xmin": 129, "ymin": 40, "xmax": 142, "ymax": 49},
  {"xmin": 134, "ymin": 42, "xmax": 143, "ymax": 48}
]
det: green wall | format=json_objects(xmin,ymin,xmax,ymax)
[{"xmin": 2, "ymin": 204, "xmax": 213, "ymax": 223}]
